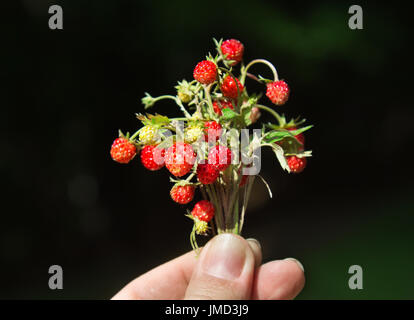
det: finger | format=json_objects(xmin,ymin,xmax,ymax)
[
  {"xmin": 112, "ymin": 249, "xmax": 199, "ymax": 300},
  {"xmin": 246, "ymin": 238, "xmax": 262, "ymax": 267},
  {"xmin": 184, "ymin": 233, "xmax": 256, "ymax": 300},
  {"xmin": 252, "ymin": 258, "xmax": 305, "ymax": 300}
]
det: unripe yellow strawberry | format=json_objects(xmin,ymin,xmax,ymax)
[
  {"xmin": 175, "ymin": 80, "xmax": 195, "ymax": 103},
  {"xmin": 178, "ymin": 91, "xmax": 192, "ymax": 103},
  {"xmin": 195, "ymin": 220, "xmax": 209, "ymax": 235},
  {"xmin": 184, "ymin": 126, "xmax": 204, "ymax": 143},
  {"xmin": 139, "ymin": 125, "xmax": 159, "ymax": 145}
]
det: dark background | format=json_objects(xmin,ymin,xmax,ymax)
[{"xmin": 1, "ymin": 0, "xmax": 413, "ymax": 299}]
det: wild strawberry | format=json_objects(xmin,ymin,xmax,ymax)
[
  {"xmin": 192, "ymin": 200, "xmax": 215, "ymax": 222},
  {"xmin": 193, "ymin": 60, "xmax": 217, "ymax": 85},
  {"xmin": 208, "ymin": 145, "xmax": 232, "ymax": 171},
  {"xmin": 165, "ymin": 142, "xmax": 196, "ymax": 177},
  {"xmin": 266, "ymin": 80, "xmax": 290, "ymax": 105},
  {"xmin": 221, "ymin": 39, "xmax": 244, "ymax": 66},
  {"xmin": 212, "ymin": 100, "xmax": 234, "ymax": 116},
  {"xmin": 197, "ymin": 163, "xmax": 219, "ymax": 185},
  {"xmin": 110, "ymin": 137, "xmax": 137, "ymax": 164},
  {"xmin": 204, "ymin": 121, "xmax": 222, "ymax": 141},
  {"xmin": 191, "ymin": 200, "xmax": 215, "ymax": 234},
  {"xmin": 287, "ymin": 155, "xmax": 307, "ymax": 173},
  {"xmin": 140, "ymin": 145, "xmax": 165, "ymax": 171},
  {"xmin": 184, "ymin": 126, "xmax": 204, "ymax": 144},
  {"xmin": 139, "ymin": 125, "xmax": 160, "ymax": 145},
  {"xmin": 170, "ymin": 184, "xmax": 195, "ymax": 204},
  {"xmin": 221, "ymin": 75, "xmax": 244, "ymax": 99},
  {"xmin": 175, "ymin": 79, "xmax": 195, "ymax": 103}
]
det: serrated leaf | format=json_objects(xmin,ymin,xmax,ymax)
[
  {"xmin": 264, "ymin": 130, "xmax": 295, "ymax": 143},
  {"xmin": 136, "ymin": 113, "xmax": 147, "ymax": 121},
  {"xmin": 271, "ymin": 143, "xmax": 290, "ymax": 172},
  {"xmin": 136, "ymin": 113, "xmax": 152, "ymax": 126},
  {"xmin": 147, "ymin": 114, "xmax": 171, "ymax": 126},
  {"xmin": 241, "ymin": 106, "xmax": 252, "ymax": 126},
  {"xmin": 288, "ymin": 125, "xmax": 313, "ymax": 136},
  {"xmin": 220, "ymin": 108, "xmax": 240, "ymax": 121}
]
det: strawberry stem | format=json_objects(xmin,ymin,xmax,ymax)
[
  {"xmin": 148, "ymin": 95, "xmax": 192, "ymax": 119},
  {"xmin": 255, "ymin": 104, "xmax": 284, "ymax": 126},
  {"xmin": 129, "ymin": 130, "xmax": 141, "ymax": 141},
  {"xmin": 203, "ymin": 84, "xmax": 215, "ymax": 119},
  {"xmin": 240, "ymin": 59, "xmax": 279, "ymax": 84}
]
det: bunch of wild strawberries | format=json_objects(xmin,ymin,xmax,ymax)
[{"xmin": 110, "ymin": 39, "xmax": 312, "ymax": 250}]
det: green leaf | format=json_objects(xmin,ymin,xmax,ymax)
[
  {"xmin": 288, "ymin": 125, "xmax": 313, "ymax": 136},
  {"xmin": 264, "ymin": 130, "xmax": 294, "ymax": 143},
  {"xmin": 148, "ymin": 114, "xmax": 170, "ymax": 126},
  {"xmin": 220, "ymin": 108, "xmax": 240, "ymax": 121},
  {"xmin": 241, "ymin": 106, "xmax": 252, "ymax": 126},
  {"xmin": 271, "ymin": 144, "xmax": 290, "ymax": 172}
]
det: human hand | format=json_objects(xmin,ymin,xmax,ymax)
[{"xmin": 112, "ymin": 233, "xmax": 305, "ymax": 300}]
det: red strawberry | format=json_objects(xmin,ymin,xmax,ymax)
[
  {"xmin": 221, "ymin": 39, "xmax": 244, "ymax": 66},
  {"xmin": 212, "ymin": 100, "xmax": 234, "ymax": 116},
  {"xmin": 170, "ymin": 184, "xmax": 195, "ymax": 204},
  {"xmin": 287, "ymin": 156, "xmax": 307, "ymax": 173},
  {"xmin": 193, "ymin": 60, "xmax": 217, "ymax": 85},
  {"xmin": 197, "ymin": 163, "xmax": 219, "ymax": 184},
  {"xmin": 165, "ymin": 142, "xmax": 196, "ymax": 177},
  {"xmin": 266, "ymin": 80, "xmax": 290, "ymax": 105},
  {"xmin": 192, "ymin": 200, "xmax": 215, "ymax": 222},
  {"xmin": 140, "ymin": 145, "xmax": 165, "ymax": 171},
  {"xmin": 110, "ymin": 137, "xmax": 137, "ymax": 164},
  {"xmin": 204, "ymin": 121, "xmax": 222, "ymax": 141},
  {"xmin": 221, "ymin": 75, "xmax": 244, "ymax": 99},
  {"xmin": 208, "ymin": 145, "xmax": 232, "ymax": 171}
]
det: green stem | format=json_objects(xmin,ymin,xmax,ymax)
[
  {"xmin": 239, "ymin": 175, "xmax": 255, "ymax": 233},
  {"xmin": 256, "ymin": 104, "xmax": 284, "ymax": 126},
  {"xmin": 226, "ymin": 171, "xmax": 239, "ymax": 232},
  {"xmin": 152, "ymin": 95, "xmax": 192, "ymax": 119},
  {"xmin": 240, "ymin": 59, "xmax": 279, "ymax": 84},
  {"xmin": 185, "ymin": 173, "xmax": 195, "ymax": 183},
  {"xmin": 203, "ymin": 84, "xmax": 215, "ymax": 119},
  {"xmin": 129, "ymin": 130, "xmax": 141, "ymax": 141},
  {"xmin": 212, "ymin": 183, "xmax": 225, "ymax": 232},
  {"xmin": 206, "ymin": 184, "xmax": 224, "ymax": 233}
]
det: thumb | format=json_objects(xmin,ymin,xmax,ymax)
[{"xmin": 184, "ymin": 233, "xmax": 259, "ymax": 300}]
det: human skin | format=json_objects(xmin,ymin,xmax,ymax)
[{"xmin": 112, "ymin": 233, "xmax": 305, "ymax": 300}]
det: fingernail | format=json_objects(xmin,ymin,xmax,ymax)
[
  {"xmin": 246, "ymin": 238, "xmax": 261, "ymax": 251},
  {"xmin": 284, "ymin": 257, "xmax": 305, "ymax": 272},
  {"xmin": 246, "ymin": 238, "xmax": 262, "ymax": 267},
  {"xmin": 202, "ymin": 233, "xmax": 247, "ymax": 280}
]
